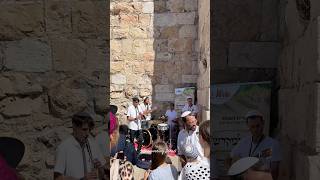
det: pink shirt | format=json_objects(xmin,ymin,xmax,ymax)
[{"xmin": 0, "ymin": 154, "xmax": 18, "ymax": 180}]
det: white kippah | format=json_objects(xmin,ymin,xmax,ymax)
[
  {"xmin": 227, "ymin": 157, "xmax": 259, "ymax": 176},
  {"xmin": 181, "ymin": 111, "xmax": 191, "ymax": 118}
]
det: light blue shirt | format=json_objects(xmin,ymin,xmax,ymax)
[{"xmin": 149, "ymin": 164, "xmax": 178, "ymax": 180}]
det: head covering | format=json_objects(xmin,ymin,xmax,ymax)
[
  {"xmin": 227, "ymin": 157, "xmax": 259, "ymax": 176},
  {"xmin": 132, "ymin": 96, "xmax": 139, "ymax": 102},
  {"xmin": 181, "ymin": 111, "xmax": 191, "ymax": 118},
  {"xmin": 109, "ymin": 112, "xmax": 117, "ymax": 135},
  {"xmin": 245, "ymin": 110, "xmax": 263, "ymax": 119},
  {"xmin": 183, "ymin": 144, "xmax": 199, "ymax": 160},
  {"xmin": 186, "ymin": 96, "xmax": 192, "ymax": 100}
]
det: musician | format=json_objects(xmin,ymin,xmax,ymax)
[
  {"xmin": 177, "ymin": 111, "xmax": 204, "ymax": 168},
  {"xmin": 165, "ymin": 103, "xmax": 178, "ymax": 147},
  {"xmin": 54, "ymin": 112, "xmax": 106, "ymax": 180},
  {"xmin": 181, "ymin": 97, "xmax": 198, "ymax": 118},
  {"xmin": 140, "ymin": 96, "xmax": 155, "ymax": 129},
  {"xmin": 127, "ymin": 97, "xmax": 144, "ymax": 154},
  {"xmin": 228, "ymin": 110, "xmax": 281, "ymax": 180}
]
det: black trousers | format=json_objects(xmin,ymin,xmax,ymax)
[{"xmin": 129, "ymin": 129, "xmax": 143, "ymax": 154}]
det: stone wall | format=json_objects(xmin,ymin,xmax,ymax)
[
  {"xmin": 278, "ymin": 0, "xmax": 320, "ymax": 179},
  {"xmin": 110, "ymin": 0, "xmax": 199, "ymax": 122},
  {"xmin": 212, "ymin": 0, "xmax": 279, "ymax": 84},
  {"xmin": 197, "ymin": 0, "xmax": 210, "ymax": 122},
  {"xmin": 0, "ymin": 0, "xmax": 108, "ymax": 179}
]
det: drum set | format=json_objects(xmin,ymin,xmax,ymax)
[{"xmin": 141, "ymin": 118, "xmax": 171, "ymax": 149}]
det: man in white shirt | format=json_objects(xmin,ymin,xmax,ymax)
[
  {"xmin": 140, "ymin": 96, "xmax": 157, "ymax": 129},
  {"xmin": 127, "ymin": 97, "xmax": 144, "ymax": 154},
  {"xmin": 54, "ymin": 112, "xmax": 106, "ymax": 180},
  {"xmin": 229, "ymin": 110, "xmax": 281, "ymax": 180},
  {"xmin": 177, "ymin": 111, "xmax": 204, "ymax": 167},
  {"xmin": 165, "ymin": 103, "xmax": 178, "ymax": 148},
  {"xmin": 181, "ymin": 97, "xmax": 199, "ymax": 118}
]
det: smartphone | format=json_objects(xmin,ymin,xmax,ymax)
[{"xmin": 117, "ymin": 151, "xmax": 124, "ymax": 160}]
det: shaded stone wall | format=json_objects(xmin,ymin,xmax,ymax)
[
  {"xmin": 0, "ymin": 0, "xmax": 108, "ymax": 179},
  {"xmin": 110, "ymin": 0, "xmax": 199, "ymax": 122},
  {"xmin": 278, "ymin": 0, "xmax": 320, "ymax": 179},
  {"xmin": 197, "ymin": 0, "xmax": 210, "ymax": 122},
  {"xmin": 212, "ymin": 0, "xmax": 279, "ymax": 84}
]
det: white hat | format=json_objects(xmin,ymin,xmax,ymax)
[
  {"xmin": 227, "ymin": 157, "xmax": 259, "ymax": 176},
  {"xmin": 245, "ymin": 110, "xmax": 263, "ymax": 119},
  {"xmin": 181, "ymin": 111, "xmax": 191, "ymax": 118},
  {"xmin": 186, "ymin": 96, "xmax": 192, "ymax": 100}
]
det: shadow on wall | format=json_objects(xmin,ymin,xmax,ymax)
[{"xmin": 151, "ymin": 0, "xmax": 199, "ymax": 118}]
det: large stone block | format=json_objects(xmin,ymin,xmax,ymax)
[
  {"xmin": 159, "ymin": 26, "xmax": 179, "ymax": 39},
  {"xmin": 228, "ymin": 42, "xmax": 280, "ymax": 68},
  {"xmin": 46, "ymin": 0, "xmax": 72, "ymax": 35},
  {"xmin": 155, "ymin": 85, "xmax": 174, "ymax": 93},
  {"xmin": 51, "ymin": 39, "xmax": 86, "ymax": 72},
  {"xmin": 167, "ymin": 0, "xmax": 184, "ymax": 13},
  {"xmin": 179, "ymin": 25, "xmax": 197, "ymax": 38},
  {"xmin": 111, "ymin": 74, "xmax": 126, "ymax": 85},
  {"xmin": 168, "ymin": 38, "xmax": 193, "ymax": 52},
  {"xmin": 155, "ymin": 92, "xmax": 175, "ymax": 101},
  {"xmin": 0, "ymin": 2, "xmax": 44, "ymax": 40},
  {"xmin": 182, "ymin": 75, "xmax": 197, "ymax": 83},
  {"xmin": 4, "ymin": 39, "xmax": 52, "ymax": 72},
  {"xmin": 84, "ymin": 39, "xmax": 108, "ymax": 72},
  {"xmin": 142, "ymin": 2, "xmax": 154, "ymax": 14},
  {"xmin": 71, "ymin": 1, "xmax": 107, "ymax": 37},
  {"xmin": 0, "ymin": 97, "xmax": 33, "ymax": 118},
  {"xmin": 154, "ymin": 12, "xmax": 195, "ymax": 27},
  {"xmin": 185, "ymin": 0, "xmax": 198, "ymax": 11}
]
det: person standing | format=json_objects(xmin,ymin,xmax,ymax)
[
  {"xmin": 181, "ymin": 97, "xmax": 199, "ymax": 118},
  {"xmin": 165, "ymin": 103, "xmax": 178, "ymax": 148},
  {"xmin": 127, "ymin": 97, "xmax": 144, "ymax": 154},
  {"xmin": 140, "ymin": 96, "xmax": 156, "ymax": 129},
  {"xmin": 228, "ymin": 110, "xmax": 281, "ymax": 180}
]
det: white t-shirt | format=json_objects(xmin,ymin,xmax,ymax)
[
  {"xmin": 178, "ymin": 157, "xmax": 211, "ymax": 180},
  {"xmin": 127, "ymin": 104, "xmax": 143, "ymax": 130},
  {"xmin": 54, "ymin": 136, "xmax": 106, "ymax": 179},
  {"xmin": 231, "ymin": 136, "xmax": 282, "ymax": 169},
  {"xmin": 95, "ymin": 130, "xmax": 108, "ymax": 157},
  {"xmin": 182, "ymin": 104, "xmax": 198, "ymax": 115},
  {"xmin": 177, "ymin": 126, "xmax": 204, "ymax": 160},
  {"xmin": 140, "ymin": 103, "xmax": 152, "ymax": 121},
  {"xmin": 165, "ymin": 109, "xmax": 177, "ymax": 126}
]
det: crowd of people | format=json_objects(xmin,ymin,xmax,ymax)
[{"xmin": 0, "ymin": 94, "xmax": 282, "ymax": 180}]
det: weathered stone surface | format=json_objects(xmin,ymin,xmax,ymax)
[
  {"xmin": 155, "ymin": 85, "xmax": 174, "ymax": 93},
  {"xmin": 46, "ymin": 0, "xmax": 72, "ymax": 35},
  {"xmin": 167, "ymin": 0, "xmax": 184, "ymax": 13},
  {"xmin": 0, "ymin": 97, "xmax": 33, "ymax": 117},
  {"xmin": 185, "ymin": 0, "xmax": 198, "ymax": 11},
  {"xmin": 168, "ymin": 38, "xmax": 193, "ymax": 52},
  {"xmin": 2, "ymin": 73, "xmax": 43, "ymax": 95},
  {"xmin": 155, "ymin": 93, "xmax": 175, "ymax": 101},
  {"xmin": 228, "ymin": 42, "xmax": 280, "ymax": 68},
  {"xmin": 142, "ymin": 2, "xmax": 154, "ymax": 14},
  {"xmin": 160, "ymin": 26, "xmax": 179, "ymax": 39},
  {"xmin": 154, "ymin": 12, "xmax": 195, "ymax": 27},
  {"xmin": 179, "ymin": 25, "xmax": 197, "ymax": 38},
  {"xmin": 0, "ymin": 77, "xmax": 14, "ymax": 98},
  {"xmin": 182, "ymin": 75, "xmax": 197, "ymax": 83},
  {"xmin": 48, "ymin": 85, "xmax": 88, "ymax": 118},
  {"xmin": 93, "ymin": 88, "xmax": 107, "ymax": 114},
  {"xmin": 51, "ymin": 39, "xmax": 86, "ymax": 72},
  {"xmin": 4, "ymin": 39, "xmax": 52, "ymax": 72},
  {"xmin": 111, "ymin": 74, "xmax": 126, "ymax": 85},
  {"xmin": 71, "ymin": 1, "xmax": 107, "ymax": 37},
  {"xmin": 0, "ymin": 3, "xmax": 44, "ymax": 40}
]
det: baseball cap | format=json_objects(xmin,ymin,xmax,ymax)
[
  {"xmin": 245, "ymin": 110, "xmax": 263, "ymax": 119},
  {"xmin": 181, "ymin": 111, "xmax": 191, "ymax": 118},
  {"xmin": 228, "ymin": 157, "xmax": 259, "ymax": 176}
]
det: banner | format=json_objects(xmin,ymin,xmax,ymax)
[{"xmin": 211, "ymin": 81, "xmax": 271, "ymax": 175}]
